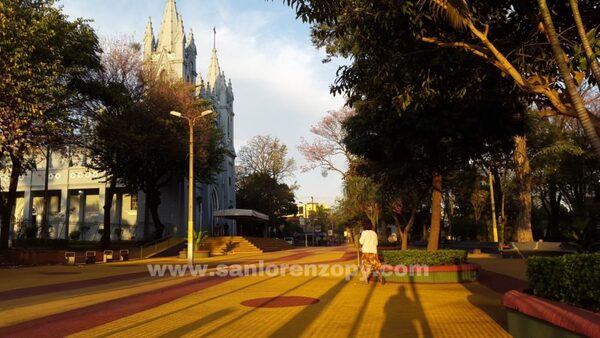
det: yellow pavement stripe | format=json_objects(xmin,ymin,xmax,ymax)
[{"xmin": 68, "ymin": 270, "xmax": 510, "ymax": 338}]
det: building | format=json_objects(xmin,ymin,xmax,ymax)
[{"xmin": 2, "ymin": 0, "xmax": 236, "ymax": 242}]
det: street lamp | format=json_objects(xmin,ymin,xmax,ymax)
[{"xmin": 170, "ymin": 109, "xmax": 215, "ymax": 264}]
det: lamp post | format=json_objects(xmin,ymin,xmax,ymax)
[{"xmin": 170, "ymin": 109, "xmax": 214, "ymax": 265}]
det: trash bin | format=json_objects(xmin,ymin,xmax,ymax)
[
  {"xmin": 103, "ymin": 250, "xmax": 114, "ymax": 263},
  {"xmin": 85, "ymin": 251, "xmax": 96, "ymax": 264},
  {"xmin": 120, "ymin": 249, "xmax": 129, "ymax": 261},
  {"xmin": 65, "ymin": 252, "xmax": 76, "ymax": 265}
]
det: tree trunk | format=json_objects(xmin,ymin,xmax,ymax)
[
  {"xmin": 101, "ymin": 178, "xmax": 117, "ymax": 249},
  {"xmin": 569, "ymin": 0, "xmax": 600, "ymax": 89},
  {"xmin": 427, "ymin": 172, "xmax": 442, "ymax": 251},
  {"xmin": 148, "ymin": 190, "xmax": 164, "ymax": 239},
  {"xmin": 500, "ymin": 193, "xmax": 507, "ymax": 244},
  {"xmin": 538, "ymin": 0, "xmax": 600, "ymax": 160},
  {"xmin": 513, "ymin": 136, "xmax": 534, "ymax": 242},
  {"xmin": 547, "ymin": 183, "xmax": 562, "ymax": 240},
  {"xmin": 402, "ymin": 208, "xmax": 417, "ymax": 250},
  {"xmin": 40, "ymin": 146, "xmax": 51, "ymax": 239},
  {"xmin": 0, "ymin": 157, "xmax": 22, "ymax": 250},
  {"xmin": 488, "ymin": 170, "xmax": 499, "ymax": 242}
]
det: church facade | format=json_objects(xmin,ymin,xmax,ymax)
[
  {"xmin": 143, "ymin": 0, "xmax": 237, "ymax": 237},
  {"xmin": 2, "ymin": 0, "xmax": 236, "ymax": 242}
]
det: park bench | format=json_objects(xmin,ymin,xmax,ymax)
[
  {"xmin": 65, "ymin": 251, "xmax": 76, "ymax": 265},
  {"xmin": 119, "ymin": 249, "xmax": 129, "ymax": 261},
  {"xmin": 85, "ymin": 251, "xmax": 96, "ymax": 264},
  {"xmin": 103, "ymin": 250, "xmax": 114, "ymax": 263}
]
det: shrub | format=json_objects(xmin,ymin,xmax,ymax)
[
  {"xmin": 381, "ymin": 249, "xmax": 467, "ymax": 266},
  {"xmin": 528, "ymin": 254, "xmax": 600, "ymax": 311},
  {"xmin": 69, "ymin": 230, "xmax": 81, "ymax": 240}
]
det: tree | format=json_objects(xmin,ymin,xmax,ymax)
[
  {"xmin": 80, "ymin": 38, "xmax": 144, "ymax": 248},
  {"xmin": 236, "ymin": 172, "xmax": 298, "ymax": 228},
  {"xmin": 284, "ymin": 0, "xmax": 600, "ymax": 159},
  {"xmin": 0, "ymin": 0, "xmax": 101, "ymax": 249},
  {"xmin": 119, "ymin": 78, "xmax": 225, "ymax": 239},
  {"xmin": 343, "ymin": 176, "xmax": 381, "ymax": 234},
  {"xmin": 238, "ymin": 135, "xmax": 296, "ymax": 182},
  {"xmin": 298, "ymin": 107, "xmax": 355, "ymax": 179}
]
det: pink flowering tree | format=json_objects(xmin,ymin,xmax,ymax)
[{"xmin": 298, "ymin": 107, "xmax": 356, "ymax": 179}]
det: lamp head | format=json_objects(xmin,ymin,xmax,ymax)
[
  {"xmin": 200, "ymin": 110, "xmax": 215, "ymax": 117},
  {"xmin": 170, "ymin": 111, "xmax": 182, "ymax": 117}
]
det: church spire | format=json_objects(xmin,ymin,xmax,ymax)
[
  {"xmin": 207, "ymin": 27, "xmax": 221, "ymax": 89},
  {"xmin": 143, "ymin": 17, "xmax": 155, "ymax": 60},
  {"xmin": 157, "ymin": 0, "xmax": 183, "ymax": 53}
]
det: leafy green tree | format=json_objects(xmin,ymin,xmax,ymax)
[
  {"xmin": 284, "ymin": 0, "xmax": 600, "ymax": 158},
  {"xmin": 0, "ymin": 0, "xmax": 101, "ymax": 249},
  {"xmin": 122, "ymin": 79, "xmax": 225, "ymax": 239},
  {"xmin": 236, "ymin": 172, "xmax": 298, "ymax": 229}
]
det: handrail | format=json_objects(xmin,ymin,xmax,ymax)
[{"xmin": 139, "ymin": 235, "xmax": 180, "ymax": 259}]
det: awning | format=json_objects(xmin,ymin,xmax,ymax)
[{"xmin": 213, "ymin": 209, "xmax": 269, "ymax": 222}]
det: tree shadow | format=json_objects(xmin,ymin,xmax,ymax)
[
  {"xmin": 347, "ymin": 283, "xmax": 377, "ymax": 337},
  {"xmin": 157, "ymin": 308, "xmax": 235, "ymax": 337},
  {"xmin": 268, "ymin": 277, "xmax": 350, "ymax": 337},
  {"xmin": 203, "ymin": 275, "xmax": 322, "ymax": 337},
  {"xmin": 380, "ymin": 284, "xmax": 433, "ymax": 337},
  {"xmin": 93, "ymin": 275, "xmax": 280, "ymax": 338}
]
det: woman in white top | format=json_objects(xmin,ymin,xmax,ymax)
[{"xmin": 359, "ymin": 222, "xmax": 386, "ymax": 285}]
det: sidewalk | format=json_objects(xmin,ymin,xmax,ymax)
[{"xmin": 0, "ymin": 247, "xmax": 525, "ymax": 337}]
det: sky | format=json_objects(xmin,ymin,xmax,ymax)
[{"xmin": 59, "ymin": 0, "xmax": 347, "ymax": 206}]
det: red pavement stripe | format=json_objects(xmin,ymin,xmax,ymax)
[
  {"xmin": 0, "ymin": 271, "xmax": 149, "ymax": 301},
  {"xmin": 478, "ymin": 269, "xmax": 528, "ymax": 294},
  {"xmin": 0, "ymin": 275, "xmax": 233, "ymax": 338}
]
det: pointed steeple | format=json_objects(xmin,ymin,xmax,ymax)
[
  {"xmin": 143, "ymin": 17, "xmax": 155, "ymax": 60},
  {"xmin": 157, "ymin": 0, "xmax": 183, "ymax": 53},
  {"xmin": 187, "ymin": 28, "xmax": 194, "ymax": 47},
  {"xmin": 207, "ymin": 28, "xmax": 221, "ymax": 89}
]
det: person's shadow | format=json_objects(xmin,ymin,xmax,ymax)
[{"xmin": 380, "ymin": 285, "xmax": 433, "ymax": 337}]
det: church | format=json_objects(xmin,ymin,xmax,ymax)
[
  {"xmin": 143, "ymin": 0, "xmax": 237, "ymax": 238},
  {"xmin": 2, "ymin": 0, "xmax": 237, "ymax": 242}
]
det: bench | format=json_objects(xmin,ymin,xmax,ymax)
[
  {"xmin": 65, "ymin": 251, "xmax": 76, "ymax": 265},
  {"xmin": 103, "ymin": 250, "xmax": 114, "ymax": 263},
  {"xmin": 85, "ymin": 251, "xmax": 96, "ymax": 264},
  {"xmin": 119, "ymin": 249, "xmax": 129, "ymax": 261}
]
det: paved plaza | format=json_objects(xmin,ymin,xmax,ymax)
[{"xmin": 0, "ymin": 247, "xmax": 526, "ymax": 337}]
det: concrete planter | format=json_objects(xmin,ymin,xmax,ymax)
[
  {"xmin": 502, "ymin": 290, "xmax": 600, "ymax": 338},
  {"xmin": 381, "ymin": 263, "xmax": 479, "ymax": 283}
]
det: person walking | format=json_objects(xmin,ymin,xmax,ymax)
[{"xmin": 359, "ymin": 222, "xmax": 386, "ymax": 285}]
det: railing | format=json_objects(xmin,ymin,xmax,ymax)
[{"xmin": 139, "ymin": 235, "xmax": 186, "ymax": 259}]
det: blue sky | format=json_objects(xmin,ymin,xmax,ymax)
[{"xmin": 59, "ymin": 0, "xmax": 347, "ymax": 206}]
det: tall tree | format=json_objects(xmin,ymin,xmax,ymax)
[
  {"xmin": 120, "ymin": 79, "xmax": 225, "ymax": 239},
  {"xmin": 80, "ymin": 38, "xmax": 144, "ymax": 248},
  {"xmin": 0, "ymin": 0, "xmax": 101, "ymax": 249},
  {"xmin": 238, "ymin": 135, "xmax": 296, "ymax": 182},
  {"xmin": 284, "ymin": 0, "xmax": 600, "ymax": 159}
]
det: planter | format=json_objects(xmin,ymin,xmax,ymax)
[
  {"xmin": 503, "ymin": 290, "xmax": 600, "ymax": 338},
  {"xmin": 381, "ymin": 263, "xmax": 479, "ymax": 283},
  {"xmin": 179, "ymin": 250, "xmax": 210, "ymax": 259}
]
